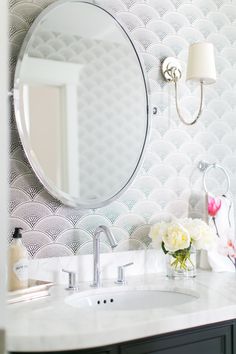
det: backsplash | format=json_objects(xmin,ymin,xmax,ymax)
[{"xmin": 9, "ymin": 0, "xmax": 236, "ymax": 259}]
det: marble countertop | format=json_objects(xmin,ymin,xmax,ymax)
[{"xmin": 7, "ymin": 270, "xmax": 236, "ymax": 352}]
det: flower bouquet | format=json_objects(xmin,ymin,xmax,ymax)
[{"xmin": 149, "ymin": 218, "xmax": 216, "ymax": 278}]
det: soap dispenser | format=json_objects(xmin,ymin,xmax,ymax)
[{"xmin": 8, "ymin": 227, "xmax": 29, "ymax": 291}]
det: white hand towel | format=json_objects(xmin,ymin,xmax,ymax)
[{"xmin": 207, "ymin": 194, "xmax": 236, "ymax": 272}]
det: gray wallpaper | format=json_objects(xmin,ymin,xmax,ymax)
[
  {"xmin": 27, "ymin": 29, "xmax": 146, "ymax": 202},
  {"xmin": 9, "ymin": 0, "xmax": 236, "ymax": 259}
]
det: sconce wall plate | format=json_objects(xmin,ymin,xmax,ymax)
[{"xmin": 162, "ymin": 57, "xmax": 182, "ymax": 83}]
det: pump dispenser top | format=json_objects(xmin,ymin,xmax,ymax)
[{"xmin": 12, "ymin": 227, "xmax": 23, "ymax": 239}]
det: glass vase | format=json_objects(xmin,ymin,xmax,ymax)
[{"xmin": 166, "ymin": 248, "xmax": 197, "ymax": 278}]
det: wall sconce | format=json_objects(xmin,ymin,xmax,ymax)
[{"xmin": 161, "ymin": 42, "xmax": 216, "ymax": 126}]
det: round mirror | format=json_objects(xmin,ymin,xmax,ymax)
[{"xmin": 14, "ymin": 0, "xmax": 149, "ymax": 208}]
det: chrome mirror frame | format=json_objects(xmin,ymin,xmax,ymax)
[{"xmin": 13, "ymin": 0, "xmax": 150, "ymax": 209}]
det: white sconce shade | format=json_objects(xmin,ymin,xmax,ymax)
[{"xmin": 186, "ymin": 42, "xmax": 216, "ymax": 85}]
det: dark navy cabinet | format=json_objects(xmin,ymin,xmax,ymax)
[
  {"xmin": 120, "ymin": 321, "xmax": 233, "ymax": 354},
  {"xmin": 9, "ymin": 320, "xmax": 235, "ymax": 354}
]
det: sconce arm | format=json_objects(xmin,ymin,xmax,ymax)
[{"xmin": 174, "ymin": 81, "xmax": 204, "ymax": 126}]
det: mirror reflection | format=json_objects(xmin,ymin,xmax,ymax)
[{"xmin": 15, "ymin": 1, "xmax": 149, "ymax": 208}]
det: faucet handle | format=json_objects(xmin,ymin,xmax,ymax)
[
  {"xmin": 62, "ymin": 269, "xmax": 79, "ymax": 291},
  {"xmin": 115, "ymin": 262, "xmax": 134, "ymax": 285},
  {"xmin": 122, "ymin": 262, "xmax": 134, "ymax": 268}
]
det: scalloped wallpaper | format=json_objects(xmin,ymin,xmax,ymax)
[
  {"xmin": 27, "ymin": 30, "xmax": 147, "ymax": 202},
  {"xmin": 9, "ymin": 0, "xmax": 236, "ymax": 259}
]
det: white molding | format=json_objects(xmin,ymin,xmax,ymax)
[
  {"xmin": 63, "ymin": 84, "xmax": 80, "ymax": 195},
  {"xmin": 21, "ymin": 57, "xmax": 81, "ymax": 85},
  {"xmin": 19, "ymin": 56, "xmax": 80, "ymax": 194}
]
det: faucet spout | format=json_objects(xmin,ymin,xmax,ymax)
[
  {"xmin": 91, "ymin": 225, "xmax": 118, "ymax": 288},
  {"xmin": 95, "ymin": 225, "xmax": 118, "ymax": 248}
]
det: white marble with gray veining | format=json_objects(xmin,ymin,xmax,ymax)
[{"xmin": 7, "ymin": 270, "xmax": 236, "ymax": 352}]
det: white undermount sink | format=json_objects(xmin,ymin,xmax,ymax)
[{"xmin": 65, "ymin": 287, "xmax": 198, "ymax": 311}]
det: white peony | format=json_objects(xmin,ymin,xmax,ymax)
[
  {"xmin": 181, "ymin": 218, "xmax": 203, "ymax": 241},
  {"xmin": 150, "ymin": 218, "xmax": 217, "ymax": 253},
  {"xmin": 177, "ymin": 218, "xmax": 217, "ymax": 250},
  {"xmin": 149, "ymin": 222, "xmax": 168, "ymax": 249},
  {"xmin": 191, "ymin": 220, "xmax": 217, "ymax": 250},
  {"xmin": 163, "ymin": 222, "xmax": 190, "ymax": 252}
]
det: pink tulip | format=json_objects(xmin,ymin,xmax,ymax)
[{"xmin": 208, "ymin": 196, "xmax": 221, "ymax": 217}]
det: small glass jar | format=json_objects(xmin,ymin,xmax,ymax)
[{"xmin": 166, "ymin": 247, "xmax": 197, "ymax": 279}]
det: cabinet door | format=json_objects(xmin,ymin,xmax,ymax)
[
  {"xmin": 75, "ymin": 347, "xmax": 118, "ymax": 354},
  {"xmin": 81, "ymin": 347, "xmax": 118, "ymax": 354},
  {"xmin": 10, "ymin": 347, "xmax": 118, "ymax": 354},
  {"xmin": 120, "ymin": 322, "xmax": 233, "ymax": 354}
]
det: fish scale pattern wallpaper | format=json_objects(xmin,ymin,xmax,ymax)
[
  {"xmin": 9, "ymin": 0, "xmax": 236, "ymax": 258},
  {"xmin": 27, "ymin": 29, "xmax": 146, "ymax": 202}
]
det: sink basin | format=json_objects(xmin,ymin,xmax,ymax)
[{"xmin": 65, "ymin": 287, "xmax": 198, "ymax": 311}]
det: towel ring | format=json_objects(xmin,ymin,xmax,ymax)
[{"xmin": 203, "ymin": 163, "xmax": 230, "ymax": 195}]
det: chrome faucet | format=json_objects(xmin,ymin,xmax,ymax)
[{"xmin": 91, "ymin": 225, "xmax": 118, "ymax": 287}]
